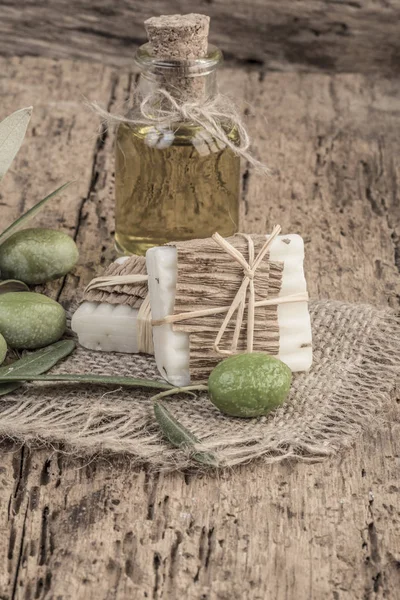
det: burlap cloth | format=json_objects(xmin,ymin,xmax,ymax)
[{"xmin": 0, "ymin": 299, "xmax": 399, "ymax": 471}]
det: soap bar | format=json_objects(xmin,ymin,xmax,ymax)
[
  {"xmin": 71, "ymin": 256, "xmax": 151, "ymax": 354},
  {"xmin": 146, "ymin": 246, "xmax": 190, "ymax": 386},
  {"xmin": 146, "ymin": 234, "xmax": 312, "ymax": 386},
  {"xmin": 268, "ymin": 235, "xmax": 312, "ymax": 371},
  {"xmin": 71, "ymin": 300, "xmax": 140, "ymax": 353}
]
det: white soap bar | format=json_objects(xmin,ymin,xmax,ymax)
[
  {"xmin": 146, "ymin": 235, "xmax": 312, "ymax": 386},
  {"xmin": 146, "ymin": 246, "xmax": 190, "ymax": 386},
  {"xmin": 71, "ymin": 301, "xmax": 140, "ymax": 353},
  {"xmin": 268, "ymin": 235, "xmax": 312, "ymax": 372},
  {"xmin": 71, "ymin": 257, "xmax": 141, "ymax": 354}
]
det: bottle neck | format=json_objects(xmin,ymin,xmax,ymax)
[{"xmin": 135, "ymin": 43, "xmax": 222, "ymax": 104}]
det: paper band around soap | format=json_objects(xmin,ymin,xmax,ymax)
[
  {"xmin": 82, "ymin": 272, "xmax": 154, "ymax": 355},
  {"xmin": 72, "ymin": 255, "xmax": 153, "ymax": 355},
  {"xmin": 84, "ymin": 273, "xmax": 149, "ymax": 294}
]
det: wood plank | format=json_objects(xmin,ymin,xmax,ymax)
[
  {"xmin": 1, "ymin": 1, "xmax": 400, "ymax": 74},
  {"xmin": 0, "ymin": 55, "xmax": 400, "ymax": 599}
]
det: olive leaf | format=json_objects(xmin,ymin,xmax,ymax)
[
  {"xmin": 0, "ymin": 107, "xmax": 32, "ymax": 182},
  {"xmin": 0, "ymin": 280, "xmax": 30, "ymax": 294},
  {"xmin": 0, "ymin": 372, "xmax": 173, "ymax": 391},
  {"xmin": 0, "ymin": 339, "xmax": 75, "ymax": 396},
  {"xmin": 0, "ymin": 181, "xmax": 72, "ymax": 246},
  {"xmin": 154, "ymin": 402, "xmax": 218, "ymax": 467}
]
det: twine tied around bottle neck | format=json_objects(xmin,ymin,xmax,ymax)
[
  {"xmin": 90, "ymin": 88, "xmax": 270, "ymax": 174},
  {"xmin": 84, "ymin": 227, "xmax": 309, "ymax": 357}
]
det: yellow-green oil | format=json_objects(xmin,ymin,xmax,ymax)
[{"xmin": 115, "ymin": 122, "xmax": 240, "ymax": 255}]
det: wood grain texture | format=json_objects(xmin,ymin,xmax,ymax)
[
  {"xmin": 0, "ymin": 55, "xmax": 400, "ymax": 599},
  {"xmin": 1, "ymin": 1, "xmax": 400, "ymax": 74}
]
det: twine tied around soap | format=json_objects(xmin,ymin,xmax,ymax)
[
  {"xmin": 152, "ymin": 226, "xmax": 309, "ymax": 356},
  {"xmin": 90, "ymin": 88, "xmax": 270, "ymax": 174}
]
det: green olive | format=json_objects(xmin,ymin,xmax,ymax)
[
  {"xmin": 0, "ymin": 333, "xmax": 6, "ymax": 364},
  {"xmin": 0, "ymin": 292, "xmax": 66, "ymax": 349},
  {"xmin": 0, "ymin": 228, "xmax": 79, "ymax": 285},
  {"xmin": 208, "ymin": 353, "xmax": 292, "ymax": 418}
]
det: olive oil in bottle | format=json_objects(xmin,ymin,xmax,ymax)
[
  {"xmin": 115, "ymin": 122, "xmax": 240, "ymax": 255},
  {"xmin": 114, "ymin": 14, "xmax": 241, "ymax": 255}
]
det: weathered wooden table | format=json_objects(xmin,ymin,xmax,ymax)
[{"xmin": 1, "ymin": 41, "xmax": 400, "ymax": 600}]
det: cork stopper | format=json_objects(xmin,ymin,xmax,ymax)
[{"xmin": 144, "ymin": 14, "xmax": 210, "ymax": 60}]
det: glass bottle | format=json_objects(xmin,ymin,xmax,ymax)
[{"xmin": 114, "ymin": 44, "xmax": 240, "ymax": 255}]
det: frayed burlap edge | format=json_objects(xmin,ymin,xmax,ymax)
[{"xmin": 0, "ymin": 300, "xmax": 398, "ymax": 472}]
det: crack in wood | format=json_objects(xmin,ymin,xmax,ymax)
[
  {"xmin": 363, "ymin": 490, "xmax": 385, "ymax": 597},
  {"xmin": 204, "ymin": 527, "xmax": 214, "ymax": 569},
  {"xmin": 7, "ymin": 494, "xmax": 12, "ymax": 521},
  {"xmin": 242, "ymin": 166, "xmax": 250, "ymax": 217},
  {"xmin": 145, "ymin": 473, "xmax": 161, "ymax": 521},
  {"xmin": 39, "ymin": 505, "xmax": 50, "ymax": 566},
  {"xmin": 152, "ymin": 552, "xmax": 162, "ymax": 599},
  {"xmin": 11, "ymin": 447, "xmax": 32, "ymax": 516},
  {"xmin": 7, "ymin": 523, "xmax": 16, "ymax": 561},
  {"xmin": 168, "ymin": 530, "xmax": 183, "ymax": 579},
  {"xmin": 40, "ymin": 458, "xmax": 51, "ymax": 486},
  {"xmin": 55, "ymin": 450, "xmax": 63, "ymax": 488},
  {"xmin": 10, "ymin": 501, "xmax": 29, "ymax": 600},
  {"xmin": 13, "ymin": 446, "xmax": 26, "ymax": 501}
]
